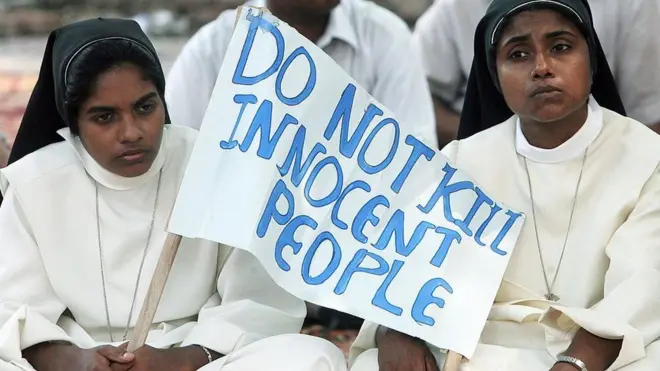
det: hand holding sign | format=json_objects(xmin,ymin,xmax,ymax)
[{"xmin": 168, "ymin": 6, "xmax": 524, "ymax": 364}]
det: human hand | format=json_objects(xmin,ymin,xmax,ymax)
[
  {"xmin": 24, "ymin": 342, "xmax": 134, "ymax": 371},
  {"xmin": 377, "ymin": 328, "xmax": 439, "ymax": 371},
  {"xmin": 113, "ymin": 345, "xmax": 209, "ymax": 371}
]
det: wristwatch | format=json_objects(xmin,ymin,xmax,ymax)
[{"xmin": 556, "ymin": 354, "xmax": 588, "ymax": 371}]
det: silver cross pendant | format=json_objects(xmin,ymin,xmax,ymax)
[{"xmin": 545, "ymin": 293, "xmax": 560, "ymax": 302}]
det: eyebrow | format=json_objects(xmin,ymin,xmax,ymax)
[
  {"xmin": 85, "ymin": 92, "xmax": 158, "ymax": 115},
  {"xmin": 501, "ymin": 29, "xmax": 577, "ymax": 47},
  {"xmin": 134, "ymin": 92, "xmax": 158, "ymax": 106}
]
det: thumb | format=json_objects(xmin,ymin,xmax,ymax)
[{"xmin": 97, "ymin": 345, "xmax": 135, "ymax": 363}]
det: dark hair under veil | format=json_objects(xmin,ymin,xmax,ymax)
[
  {"xmin": 1, "ymin": 18, "xmax": 170, "ymax": 205},
  {"xmin": 457, "ymin": 0, "xmax": 627, "ymax": 140}
]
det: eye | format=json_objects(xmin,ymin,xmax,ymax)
[
  {"xmin": 94, "ymin": 113, "xmax": 116, "ymax": 124},
  {"xmin": 551, "ymin": 43, "xmax": 571, "ymax": 53},
  {"xmin": 136, "ymin": 102, "xmax": 156, "ymax": 115},
  {"xmin": 508, "ymin": 50, "xmax": 529, "ymax": 60}
]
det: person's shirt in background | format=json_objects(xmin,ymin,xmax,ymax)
[
  {"xmin": 414, "ymin": 0, "xmax": 660, "ymax": 145},
  {"xmin": 166, "ymin": 0, "xmax": 437, "ymax": 147},
  {"xmin": 0, "ymin": 131, "xmax": 9, "ymax": 168}
]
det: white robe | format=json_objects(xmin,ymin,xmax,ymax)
[
  {"xmin": 350, "ymin": 102, "xmax": 660, "ymax": 370},
  {"xmin": 0, "ymin": 125, "xmax": 347, "ymax": 371}
]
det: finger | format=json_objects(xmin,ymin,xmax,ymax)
[
  {"xmin": 92, "ymin": 354, "xmax": 112, "ymax": 371},
  {"xmin": 97, "ymin": 346, "xmax": 135, "ymax": 363}
]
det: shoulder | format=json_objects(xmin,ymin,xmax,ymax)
[
  {"xmin": 164, "ymin": 125, "xmax": 198, "ymax": 159},
  {"xmin": 0, "ymin": 141, "xmax": 80, "ymax": 195},
  {"xmin": 453, "ymin": 117, "xmax": 517, "ymax": 156},
  {"xmin": 181, "ymin": 7, "xmax": 237, "ymax": 59},
  {"xmin": 600, "ymin": 109, "xmax": 660, "ymax": 162},
  {"xmin": 416, "ymin": 0, "xmax": 487, "ymax": 29},
  {"xmin": 346, "ymin": 0, "xmax": 413, "ymax": 47}
]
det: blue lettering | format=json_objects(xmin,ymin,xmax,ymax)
[
  {"xmin": 278, "ymin": 125, "xmax": 327, "ymax": 187},
  {"xmin": 331, "ymin": 180, "xmax": 371, "ymax": 230},
  {"xmin": 417, "ymin": 163, "xmax": 475, "ymax": 235},
  {"xmin": 391, "ymin": 135, "xmax": 436, "ymax": 193},
  {"xmin": 411, "ymin": 278, "xmax": 454, "ymax": 326},
  {"xmin": 301, "ymin": 232, "xmax": 342, "ymax": 285},
  {"xmin": 357, "ymin": 118, "xmax": 400, "ymax": 175},
  {"xmin": 220, "ymin": 94, "xmax": 258, "ymax": 150},
  {"xmin": 429, "ymin": 227, "xmax": 462, "ymax": 268},
  {"xmin": 475, "ymin": 204, "xmax": 503, "ymax": 246},
  {"xmin": 239, "ymin": 100, "xmax": 299, "ymax": 159},
  {"xmin": 274, "ymin": 215, "xmax": 318, "ymax": 271},
  {"xmin": 351, "ymin": 196, "xmax": 390, "ymax": 244},
  {"xmin": 372, "ymin": 210, "xmax": 436, "ymax": 258},
  {"xmin": 373, "ymin": 260, "xmax": 405, "ymax": 316},
  {"xmin": 334, "ymin": 249, "xmax": 388, "ymax": 295},
  {"xmin": 304, "ymin": 156, "xmax": 344, "ymax": 208},
  {"xmin": 490, "ymin": 210, "xmax": 523, "ymax": 256},
  {"xmin": 275, "ymin": 46, "xmax": 316, "ymax": 106},
  {"xmin": 324, "ymin": 84, "xmax": 384, "ymax": 158},
  {"xmin": 232, "ymin": 11, "xmax": 285, "ymax": 86},
  {"xmin": 257, "ymin": 180, "xmax": 294, "ymax": 238},
  {"xmin": 454, "ymin": 187, "xmax": 494, "ymax": 237}
]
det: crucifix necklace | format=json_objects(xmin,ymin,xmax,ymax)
[{"xmin": 522, "ymin": 149, "xmax": 587, "ymax": 302}]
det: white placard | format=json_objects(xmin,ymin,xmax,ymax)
[{"xmin": 168, "ymin": 7, "xmax": 525, "ymax": 358}]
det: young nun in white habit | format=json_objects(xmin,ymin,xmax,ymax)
[
  {"xmin": 0, "ymin": 18, "xmax": 348, "ymax": 371},
  {"xmin": 349, "ymin": 0, "xmax": 660, "ymax": 370}
]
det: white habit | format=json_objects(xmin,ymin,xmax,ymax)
[
  {"xmin": 350, "ymin": 99, "xmax": 660, "ymax": 370},
  {"xmin": 165, "ymin": 0, "xmax": 437, "ymax": 145},
  {"xmin": 0, "ymin": 125, "xmax": 347, "ymax": 371}
]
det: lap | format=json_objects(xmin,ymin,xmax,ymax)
[
  {"xmin": 350, "ymin": 345, "xmax": 553, "ymax": 371},
  {"xmin": 202, "ymin": 334, "xmax": 347, "ymax": 371}
]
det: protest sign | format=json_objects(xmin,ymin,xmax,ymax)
[{"xmin": 168, "ymin": 7, "xmax": 525, "ymax": 358}]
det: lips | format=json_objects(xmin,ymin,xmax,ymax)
[
  {"xmin": 530, "ymin": 85, "xmax": 562, "ymax": 98},
  {"xmin": 118, "ymin": 148, "xmax": 149, "ymax": 162}
]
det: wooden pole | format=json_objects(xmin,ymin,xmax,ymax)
[
  {"xmin": 127, "ymin": 233, "xmax": 183, "ymax": 352},
  {"xmin": 442, "ymin": 351, "xmax": 464, "ymax": 371}
]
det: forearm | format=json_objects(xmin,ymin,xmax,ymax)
[
  {"xmin": 23, "ymin": 342, "xmax": 75, "ymax": 369},
  {"xmin": 551, "ymin": 328, "xmax": 622, "ymax": 371},
  {"xmin": 172, "ymin": 345, "xmax": 223, "ymax": 370}
]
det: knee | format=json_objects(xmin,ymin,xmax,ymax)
[
  {"xmin": 289, "ymin": 334, "xmax": 347, "ymax": 371},
  {"xmin": 349, "ymin": 348, "xmax": 378, "ymax": 371},
  {"xmin": 261, "ymin": 334, "xmax": 347, "ymax": 371}
]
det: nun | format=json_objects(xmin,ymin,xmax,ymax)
[
  {"xmin": 349, "ymin": 0, "xmax": 660, "ymax": 370},
  {"xmin": 0, "ymin": 18, "xmax": 347, "ymax": 371}
]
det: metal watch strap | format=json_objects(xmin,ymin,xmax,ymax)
[
  {"xmin": 200, "ymin": 346, "xmax": 213, "ymax": 364},
  {"xmin": 556, "ymin": 355, "xmax": 588, "ymax": 371}
]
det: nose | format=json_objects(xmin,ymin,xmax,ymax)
[
  {"xmin": 531, "ymin": 52, "xmax": 554, "ymax": 80},
  {"xmin": 117, "ymin": 116, "xmax": 144, "ymax": 144}
]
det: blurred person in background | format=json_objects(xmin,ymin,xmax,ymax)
[
  {"xmin": 415, "ymin": 0, "xmax": 660, "ymax": 147},
  {"xmin": 165, "ymin": 0, "xmax": 437, "ymax": 147},
  {"xmin": 0, "ymin": 131, "xmax": 9, "ymax": 168}
]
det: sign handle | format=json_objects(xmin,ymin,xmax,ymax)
[
  {"xmin": 442, "ymin": 351, "xmax": 463, "ymax": 371},
  {"xmin": 127, "ymin": 233, "xmax": 183, "ymax": 352}
]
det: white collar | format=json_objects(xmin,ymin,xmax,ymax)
[
  {"xmin": 515, "ymin": 97, "xmax": 603, "ymax": 163},
  {"xmin": 57, "ymin": 127, "xmax": 167, "ymax": 191},
  {"xmin": 257, "ymin": 0, "xmax": 359, "ymax": 49}
]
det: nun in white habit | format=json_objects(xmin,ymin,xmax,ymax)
[
  {"xmin": 0, "ymin": 18, "xmax": 347, "ymax": 371},
  {"xmin": 350, "ymin": 0, "xmax": 660, "ymax": 370}
]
